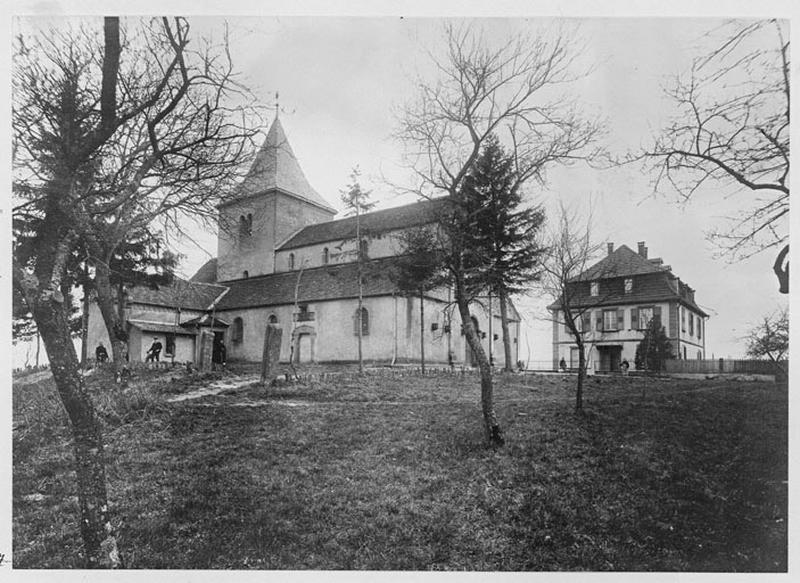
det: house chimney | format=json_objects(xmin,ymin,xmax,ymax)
[
  {"xmin": 607, "ymin": 242, "xmax": 614, "ymax": 255},
  {"xmin": 637, "ymin": 241, "xmax": 648, "ymax": 259}
]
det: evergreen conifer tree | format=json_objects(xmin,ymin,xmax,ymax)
[{"xmin": 460, "ymin": 134, "xmax": 546, "ymax": 371}]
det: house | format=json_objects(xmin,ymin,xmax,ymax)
[
  {"xmin": 548, "ymin": 242, "xmax": 708, "ymax": 372},
  {"xmin": 85, "ymin": 117, "xmax": 521, "ymax": 367}
]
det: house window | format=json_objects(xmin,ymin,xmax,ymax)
[
  {"xmin": 698, "ymin": 318, "xmax": 702, "ymax": 340},
  {"xmin": 359, "ymin": 239, "xmax": 369, "ymax": 259},
  {"xmin": 232, "ymin": 317, "xmax": 244, "ymax": 343},
  {"xmin": 322, "ymin": 247, "xmax": 329, "ymax": 264},
  {"xmin": 624, "ymin": 278, "xmax": 633, "ymax": 294},
  {"xmin": 165, "ymin": 333, "xmax": 176, "ymax": 357},
  {"xmin": 289, "ymin": 253, "xmax": 295, "ymax": 270},
  {"xmin": 681, "ymin": 307, "xmax": 686, "ymax": 333},
  {"xmin": 602, "ymin": 309, "xmax": 618, "ymax": 331},
  {"xmin": 354, "ymin": 307, "xmax": 369, "ymax": 336},
  {"xmin": 590, "ymin": 281, "xmax": 599, "ymax": 296},
  {"xmin": 689, "ymin": 312, "xmax": 694, "ymax": 336},
  {"xmin": 581, "ymin": 311, "xmax": 591, "ymax": 332},
  {"xmin": 638, "ymin": 307, "xmax": 654, "ymax": 330}
]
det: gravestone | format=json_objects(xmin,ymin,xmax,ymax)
[
  {"xmin": 261, "ymin": 323, "xmax": 283, "ymax": 383},
  {"xmin": 198, "ymin": 330, "xmax": 214, "ymax": 371}
]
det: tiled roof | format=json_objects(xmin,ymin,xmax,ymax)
[
  {"xmin": 190, "ymin": 258, "xmax": 218, "ymax": 283},
  {"xmin": 215, "ymin": 257, "xmax": 521, "ymax": 321},
  {"xmin": 216, "ymin": 257, "xmax": 408, "ymax": 310},
  {"xmin": 128, "ymin": 278, "xmax": 228, "ymax": 311},
  {"xmin": 548, "ymin": 271, "xmax": 708, "ymax": 317},
  {"xmin": 279, "ymin": 197, "xmax": 451, "ymax": 250},
  {"xmin": 571, "ymin": 245, "xmax": 668, "ymax": 281},
  {"xmin": 223, "ymin": 118, "xmax": 336, "ymax": 213},
  {"xmin": 128, "ymin": 319, "xmax": 198, "ymax": 335},
  {"xmin": 180, "ymin": 315, "xmax": 230, "ymax": 328}
]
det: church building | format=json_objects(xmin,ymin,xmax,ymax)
[{"xmin": 86, "ymin": 118, "xmax": 522, "ymax": 368}]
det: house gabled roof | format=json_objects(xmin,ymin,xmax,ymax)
[
  {"xmin": 128, "ymin": 278, "xmax": 228, "ymax": 311},
  {"xmin": 222, "ymin": 117, "xmax": 336, "ymax": 213},
  {"xmin": 278, "ymin": 197, "xmax": 450, "ymax": 250},
  {"xmin": 570, "ymin": 244, "xmax": 668, "ymax": 282}
]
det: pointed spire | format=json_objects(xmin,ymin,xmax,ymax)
[{"xmin": 230, "ymin": 117, "xmax": 336, "ymax": 213}]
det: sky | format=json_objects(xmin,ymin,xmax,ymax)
[{"xmin": 7, "ymin": 3, "xmax": 794, "ymax": 367}]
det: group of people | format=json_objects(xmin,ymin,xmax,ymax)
[
  {"xmin": 97, "ymin": 336, "xmax": 227, "ymax": 367},
  {"xmin": 559, "ymin": 357, "xmax": 630, "ymax": 374}
]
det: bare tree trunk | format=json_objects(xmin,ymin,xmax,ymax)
[
  {"xmin": 81, "ymin": 281, "xmax": 90, "ymax": 369},
  {"xmin": 455, "ymin": 277, "xmax": 503, "ymax": 446},
  {"xmin": 31, "ymin": 296, "xmax": 123, "ymax": 568},
  {"xmin": 419, "ymin": 287, "xmax": 425, "ymax": 374},
  {"xmin": 94, "ymin": 262, "xmax": 128, "ymax": 378},
  {"xmin": 773, "ymin": 244, "xmax": 789, "ymax": 294},
  {"xmin": 499, "ymin": 290, "xmax": 513, "ymax": 372},
  {"xmin": 576, "ymin": 339, "xmax": 586, "ymax": 413}
]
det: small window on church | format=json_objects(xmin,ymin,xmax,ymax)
[
  {"xmin": 354, "ymin": 307, "xmax": 369, "ymax": 336},
  {"xmin": 243, "ymin": 270, "xmax": 249, "ymax": 279},
  {"xmin": 289, "ymin": 253, "xmax": 295, "ymax": 270},
  {"xmin": 232, "ymin": 317, "xmax": 244, "ymax": 343},
  {"xmin": 323, "ymin": 247, "xmax": 329, "ymax": 264},
  {"xmin": 268, "ymin": 314, "xmax": 278, "ymax": 324}
]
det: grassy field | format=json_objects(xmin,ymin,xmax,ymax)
[{"xmin": 12, "ymin": 366, "xmax": 788, "ymax": 571}]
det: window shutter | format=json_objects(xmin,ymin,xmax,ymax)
[
  {"xmin": 581, "ymin": 312, "xmax": 590, "ymax": 332},
  {"xmin": 653, "ymin": 306, "xmax": 662, "ymax": 327},
  {"xmin": 631, "ymin": 308, "xmax": 638, "ymax": 329},
  {"xmin": 617, "ymin": 309, "xmax": 624, "ymax": 330}
]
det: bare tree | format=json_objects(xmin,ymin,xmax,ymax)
[
  {"xmin": 396, "ymin": 23, "xmax": 600, "ymax": 444},
  {"xmin": 15, "ymin": 17, "xmax": 261, "ymax": 376},
  {"xmin": 745, "ymin": 306, "xmax": 788, "ymax": 377},
  {"xmin": 641, "ymin": 20, "xmax": 789, "ymax": 292},
  {"xmin": 12, "ymin": 16, "xmax": 259, "ymax": 567},
  {"xmin": 540, "ymin": 203, "xmax": 605, "ymax": 412}
]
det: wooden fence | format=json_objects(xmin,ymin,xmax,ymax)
[{"xmin": 664, "ymin": 358, "xmax": 786, "ymax": 376}]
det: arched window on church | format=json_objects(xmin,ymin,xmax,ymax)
[
  {"xmin": 268, "ymin": 314, "xmax": 278, "ymax": 324},
  {"xmin": 242, "ymin": 270, "xmax": 249, "ymax": 279},
  {"xmin": 354, "ymin": 307, "xmax": 369, "ymax": 336},
  {"xmin": 289, "ymin": 253, "xmax": 295, "ymax": 270},
  {"xmin": 239, "ymin": 214, "xmax": 253, "ymax": 243},
  {"xmin": 232, "ymin": 317, "xmax": 244, "ymax": 343},
  {"xmin": 322, "ymin": 247, "xmax": 329, "ymax": 264}
]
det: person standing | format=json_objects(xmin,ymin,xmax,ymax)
[{"xmin": 146, "ymin": 338, "xmax": 163, "ymax": 362}]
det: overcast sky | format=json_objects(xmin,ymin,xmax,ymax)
[
  {"xmin": 153, "ymin": 14, "xmax": 786, "ymax": 361},
  {"xmin": 8, "ymin": 3, "xmax": 794, "ymax": 365}
]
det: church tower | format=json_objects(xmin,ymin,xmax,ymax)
[{"xmin": 216, "ymin": 118, "xmax": 337, "ymax": 281}]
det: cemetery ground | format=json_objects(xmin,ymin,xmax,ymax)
[{"xmin": 12, "ymin": 364, "xmax": 787, "ymax": 571}]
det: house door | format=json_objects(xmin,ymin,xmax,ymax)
[
  {"xmin": 570, "ymin": 347, "xmax": 580, "ymax": 370},
  {"xmin": 296, "ymin": 333, "xmax": 313, "ymax": 364}
]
